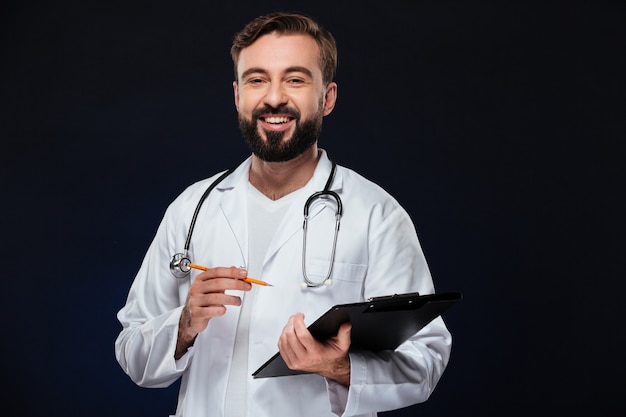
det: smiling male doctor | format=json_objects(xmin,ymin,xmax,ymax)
[{"xmin": 115, "ymin": 11, "xmax": 452, "ymax": 417}]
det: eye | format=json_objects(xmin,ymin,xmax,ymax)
[
  {"xmin": 286, "ymin": 78, "xmax": 305, "ymax": 85},
  {"xmin": 243, "ymin": 75, "xmax": 267, "ymax": 86}
]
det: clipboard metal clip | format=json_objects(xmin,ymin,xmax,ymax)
[{"xmin": 367, "ymin": 292, "xmax": 420, "ymax": 302}]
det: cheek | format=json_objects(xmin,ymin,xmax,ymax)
[
  {"xmin": 236, "ymin": 98, "xmax": 253, "ymax": 115},
  {"xmin": 296, "ymin": 96, "xmax": 323, "ymax": 117},
  {"xmin": 237, "ymin": 91, "xmax": 264, "ymax": 114}
]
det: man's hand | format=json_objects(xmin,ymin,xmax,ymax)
[
  {"xmin": 175, "ymin": 266, "xmax": 251, "ymax": 359},
  {"xmin": 278, "ymin": 313, "xmax": 352, "ymax": 386}
]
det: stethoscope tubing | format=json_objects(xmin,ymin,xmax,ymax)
[
  {"xmin": 170, "ymin": 159, "xmax": 342, "ymax": 287},
  {"xmin": 302, "ymin": 189, "xmax": 342, "ymax": 287}
]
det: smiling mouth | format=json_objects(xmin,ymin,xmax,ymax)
[{"xmin": 261, "ymin": 116, "xmax": 292, "ymax": 124}]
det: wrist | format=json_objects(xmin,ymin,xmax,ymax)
[
  {"xmin": 175, "ymin": 310, "xmax": 198, "ymax": 359},
  {"xmin": 322, "ymin": 356, "xmax": 351, "ymax": 387},
  {"xmin": 175, "ymin": 327, "xmax": 197, "ymax": 360}
]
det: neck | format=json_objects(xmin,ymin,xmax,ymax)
[{"xmin": 249, "ymin": 146, "xmax": 320, "ymax": 200}]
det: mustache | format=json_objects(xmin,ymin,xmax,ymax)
[{"xmin": 251, "ymin": 105, "xmax": 300, "ymax": 120}]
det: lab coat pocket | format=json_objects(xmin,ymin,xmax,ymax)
[
  {"xmin": 304, "ymin": 258, "xmax": 367, "ymax": 304},
  {"xmin": 305, "ymin": 258, "xmax": 366, "ymax": 284}
]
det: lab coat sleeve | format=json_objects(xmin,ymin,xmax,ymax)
[
  {"xmin": 115, "ymin": 200, "xmax": 193, "ymax": 388},
  {"xmin": 330, "ymin": 202, "xmax": 452, "ymax": 416}
]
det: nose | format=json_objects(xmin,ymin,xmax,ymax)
[{"xmin": 263, "ymin": 82, "xmax": 288, "ymax": 108}]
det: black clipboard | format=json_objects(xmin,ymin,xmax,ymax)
[{"xmin": 252, "ymin": 291, "xmax": 462, "ymax": 378}]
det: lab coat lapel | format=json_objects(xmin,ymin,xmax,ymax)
[{"xmin": 216, "ymin": 159, "xmax": 252, "ymax": 266}]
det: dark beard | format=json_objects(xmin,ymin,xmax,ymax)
[{"xmin": 238, "ymin": 105, "xmax": 323, "ymax": 162}]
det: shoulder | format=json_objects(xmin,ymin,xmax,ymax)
[
  {"xmin": 336, "ymin": 164, "xmax": 400, "ymax": 206},
  {"xmin": 334, "ymin": 164, "xmax": 414, "ymax": 230},
  {"xmin": 171, "ymin": 158, "xmax": 251, "ymax": 205},
  {"xmin": 174, "ymin": 171, "xmax": 229, "ymax": 203},
  {"xmin": 162, "ymin": 166, "xmax": 243, "ymax": 218}
]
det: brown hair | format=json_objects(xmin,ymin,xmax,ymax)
[{"xmin": 231, "ymin": 12, "xmax": 337, "ymax": 85}]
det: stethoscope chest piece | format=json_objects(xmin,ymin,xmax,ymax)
[{"xmin": 170, "ymin": 252, "xmax": 192, "ymax": 279}]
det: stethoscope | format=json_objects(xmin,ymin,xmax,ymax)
[{"xmin": 169, "ymin": 160, "xmax": 342, "ymax": 288}]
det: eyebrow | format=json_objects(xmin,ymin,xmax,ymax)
[{"xmin": 240, "ymin": 66, "xmax": 314, "ymax": 80}]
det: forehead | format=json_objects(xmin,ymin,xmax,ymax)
[{"xmin": 236, "ymin": 32, "xmax": 322, "ymax": 77}]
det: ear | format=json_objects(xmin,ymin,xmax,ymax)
[
  {"xmin": 233, "ymin": 80, "xmax": 239, "ymax": 110},
  {"xmin": 322, "ymin": 82, "xmax": 337, "ymax": 116}
]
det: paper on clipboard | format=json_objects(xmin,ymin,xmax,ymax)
[{"xmin": 252, "ymin": 291, "xmax": 462, "ymax": 378}]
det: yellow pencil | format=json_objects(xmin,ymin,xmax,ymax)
[{"xmin": 188, "ymin": 263, "xmax": 273, "ymax": 286}]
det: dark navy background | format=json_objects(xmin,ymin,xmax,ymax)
[{"xmin": 1, "ymin": 1, "xmax": 624, "ymax": 416}]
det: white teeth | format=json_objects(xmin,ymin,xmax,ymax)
[{"xmin": 265, "ymin": 116, "xmax": 289, "ymax": 124}]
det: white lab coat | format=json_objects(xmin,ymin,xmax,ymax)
[{"xmin": 115, "ymin": 150, "xmax": 451, "ymax": 417}]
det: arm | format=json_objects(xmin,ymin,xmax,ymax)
[
  {"xmin": 273, "ymin": 196, "xmax": 451, "ymax": 416},
  {"xmin": 339, "ymin": 204, "xmax": 452, "ymax": 415},
  {"xmin": 114, "ymin": 187, "xmax": 252, "ymax": 387},
  {"xmin": 115, "ymin": 254, "xmax": 251, "ymax": 386},
  {"xmin": 114, "ymin": 213, "xmax": 190, "ymax": 388}
]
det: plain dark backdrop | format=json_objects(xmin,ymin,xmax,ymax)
[{"xmin": 1, "ymin": 1, "xmax": 624, "ymax": 416}]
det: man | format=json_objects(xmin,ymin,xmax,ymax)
[{"xmin": 115, "ymin": 12, "xmax": 451, "ymax": 417}]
